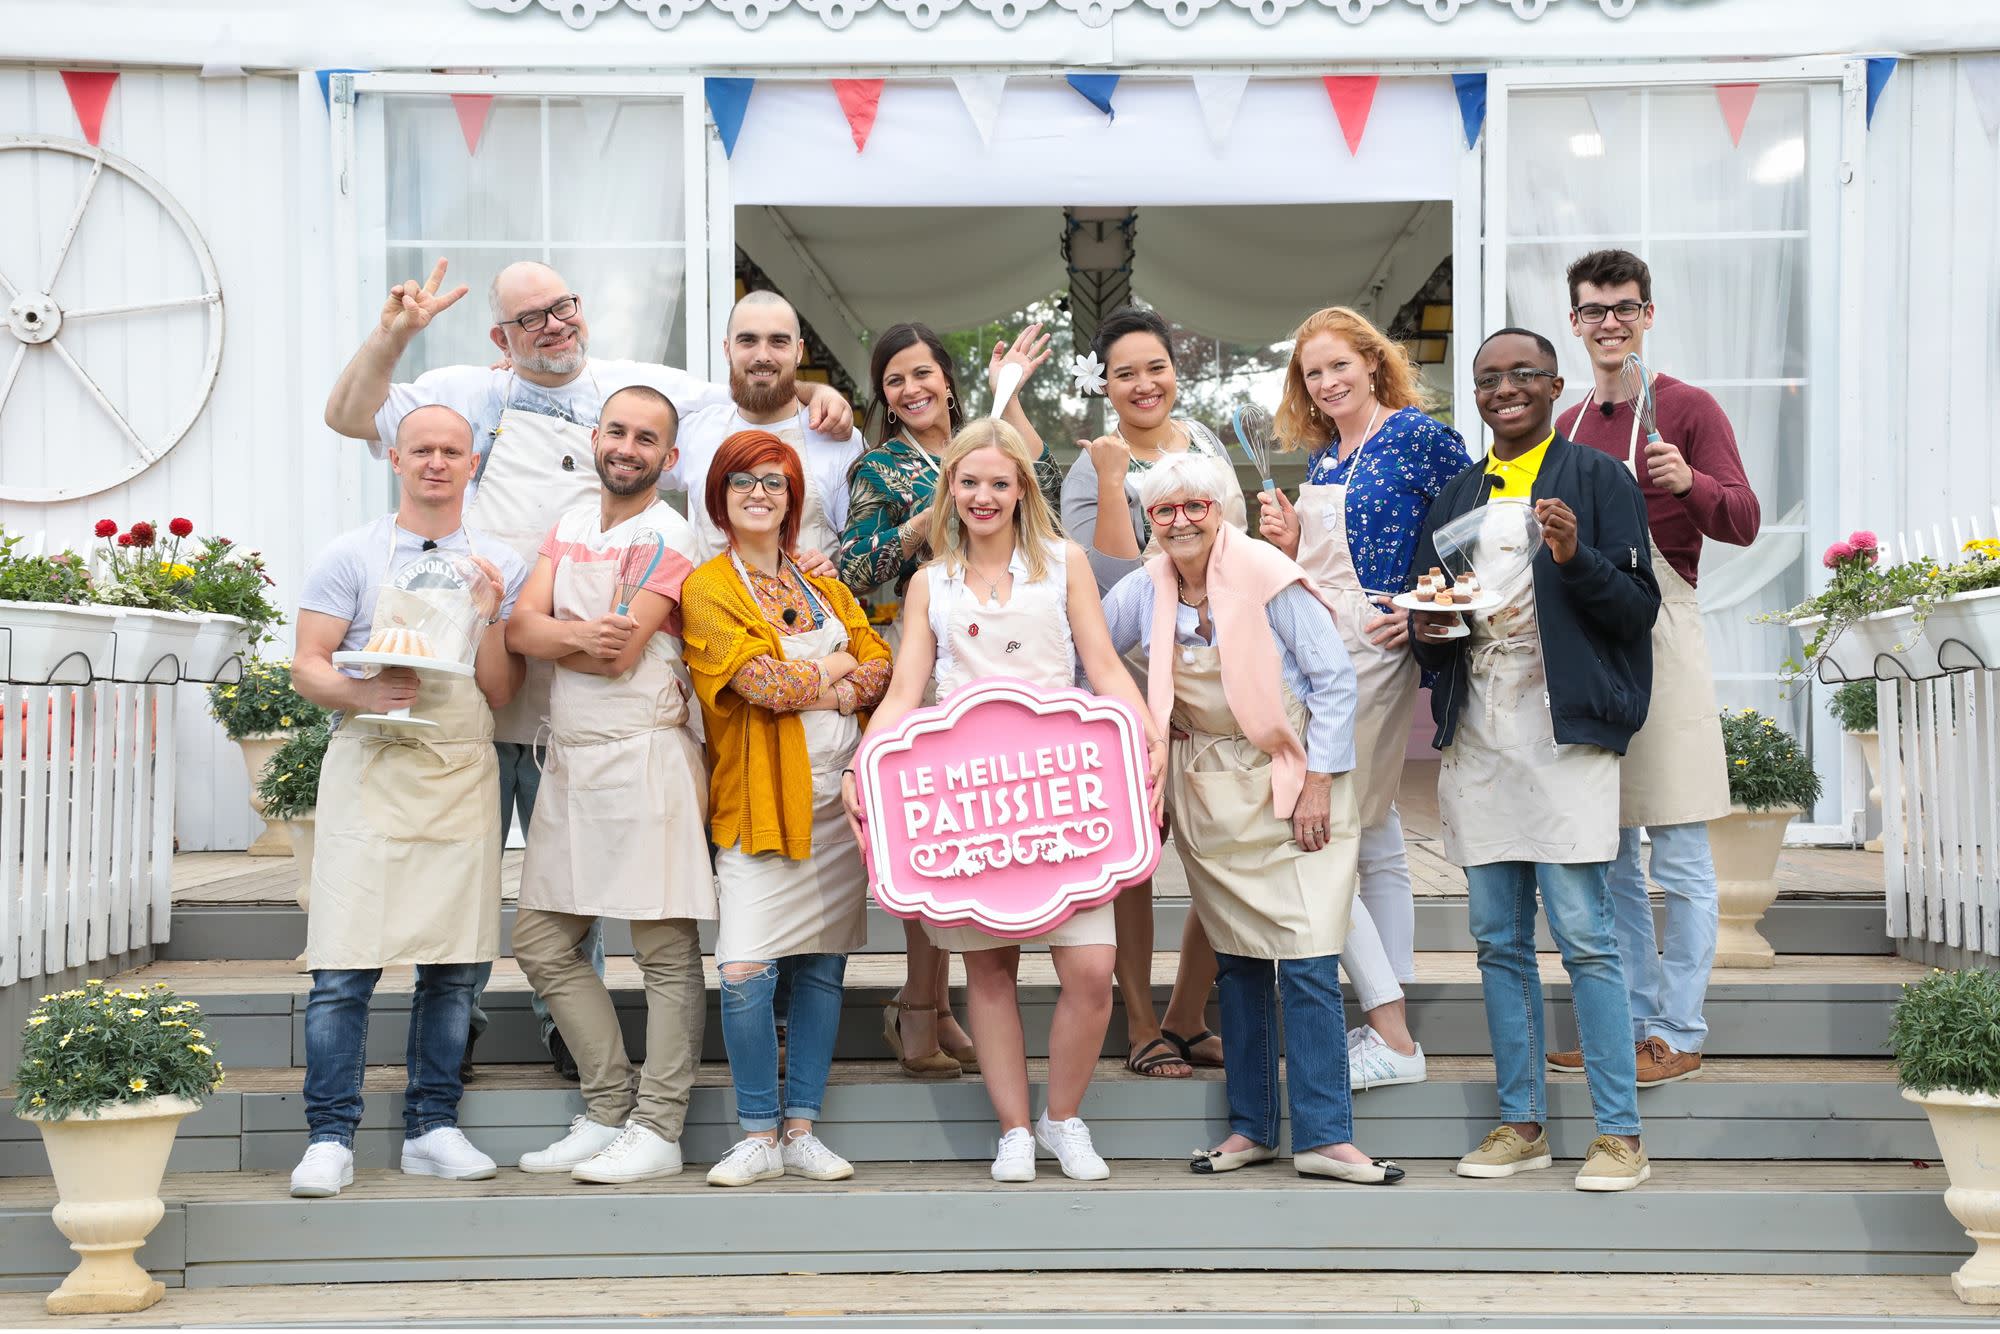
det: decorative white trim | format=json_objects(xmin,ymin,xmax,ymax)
[{"xmin": 470, "ymin": 0, "xmax": 1656, "ymax": 31}]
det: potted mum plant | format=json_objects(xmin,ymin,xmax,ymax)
[
  {"xmin": 87, "ymin": 519, "xmax": 203, "ymax": 684},
  {"xmin": 1708, "ymin": 707, "xmax": 1823, "ymax": 968},
  {"xmin": 257, "ymin": 720, "xmax": 331, "ymax": 906},
  {"xmin": 14, "ymin": 980, "xmax": 225, "ymax": 1314},
  {"xmin": 1892, "ymin": 967, "xmax": 2000, "ymax": 1304},
  {"xmin": 177, "ymin": 529, "xmax": 284, "ymax": 684},
  {"xmin": 0, "ymin": 529, "xmax": 114, "ymax": 685},
  {"xmin": 1771, "ymin": 531, "xmax": 1947, "ymax": 685},
  {"xmin": 208, "ymin": 663, "xmax": 326, "ymax": 858}
]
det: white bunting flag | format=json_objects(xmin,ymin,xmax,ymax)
[
  {"xmin": 953, "ymin": 74, "xmax": 1008, "ymax": 148},
  {"xmin": 1192, "ymin": 74, "xmax": 1250, "ymax": 150}
]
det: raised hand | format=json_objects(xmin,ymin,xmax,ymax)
[
  {"xmin": 989, "ymin": 321, "xmax": 1055, "ymax": 393},
  {"xmin": 379, "ymin": 258, "xmax": 468, "ymax": 343},
  {"xmin": 1257, "ymin": 489, "xmax": 1301, "ymax": 559},
  {"xmin": 1082, "ymin": 432, "xmax": 1132, "ymax": 480}
]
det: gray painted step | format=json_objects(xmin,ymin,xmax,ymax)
[{"xmin": 0, "ymin": 1161, "xmax": 1970, "ymax": 1291}]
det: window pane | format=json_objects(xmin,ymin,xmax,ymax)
[
  {"xmin": 1505, "ymin": 91, "xmax": 1641, "ymax": 239},
  {"xmin": 549, "ymin": 246, "xmax": 688, "ymax": 372},
  {"xmin": 1647, "ymin": 85, "xmax": 1808, "ymax": 235},
  {"xmin": 385, "ymin": 97, "xmax": 544, "ymax": 244},
  {"xmin": 1644, "ymin": 238, "xmax": 1808, "ymax": 381},
  {"xmin": 547, "ymin": 99, "xmax": 687, "ymax": 246}
]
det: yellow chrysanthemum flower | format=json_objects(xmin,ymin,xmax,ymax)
[
  {"xmin": 127, "ymin": 1007, "xmax": 148, "ymax": 1018},
  {"xmin": 128, "ymin": 1077, "xmax": 148, "ymax": 1093},
  {"xmin": 280, "ymin": 715, "xmax": 293, "ymax": 727},
  {"xmin": 26, "ymin": 1015, "xmax": 50, "ymax": 1026},
  {"xmin": 58, "ymin": 1033, "xmax": 72, "ymax": 1048},
  {"xmin": 85, "ymin": 979, "xmax": 102, "ymax": 987},
  {"xmin": 189, "ymin": 1044, "xmax": 213, "ymax": 1056},
  {"xmin": 1735, "ymin": 758, "xmax": 1750, "ymax": 766}
]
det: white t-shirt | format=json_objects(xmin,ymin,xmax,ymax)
[
  {"xmin": 297, "ymin": 515, "xmax": 530, "ymax": 667},
  {"xmin": 669, "ymin": 403, "xmax": 863, "ymax": 562}
]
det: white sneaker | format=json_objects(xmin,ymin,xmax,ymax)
[
  {"xmin": 574, "ymin": 1122, "xmax": 684, "ymax": 1184},
  {"xmin": 400, "ymin": 1125, "xmax": 496, "ymax": 1181},
  {"xmin": 1350, "ymin": 1029, "xmax": 1428, "ymax": 1091},
  {"xmin": 991, "ymin": 1126, "xmax": 1037, "ymax": 1183},
  {"xmin": 519, "ymin": 1115, "xmax": 623, "ymax": 1174},
  {"xmin": 1034, "ymin": 1112, "xmax": 1110, "ymax": 1181},
  {"xmin": 706, "ymin": 1136, "xmax": 785, "ymax": 1187},
  {"xmin": 289, "ymin": 1141, "xmax": 354, "ymax": 1198},
  {"xmin": 781, "ymin": 1131, "xmax": 854, "ymax": 1182}
]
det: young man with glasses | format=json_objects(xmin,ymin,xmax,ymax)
[
  {"xmin": 1550, "ymin": 250, "xmax": 1762, "ymax": 1090},
  {"xmin": 1409, "ymin": 328, "xmax": 1661, "ymax": 1192}
]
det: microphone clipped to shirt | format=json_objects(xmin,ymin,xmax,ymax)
[{"xmin": 420, "ymin": 539, "xmax": 439, "ymax": 551}]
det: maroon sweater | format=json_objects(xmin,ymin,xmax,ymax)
[{"xmin": 1558, "ymin": 372, "xmax": 1760, "ymax": 587}]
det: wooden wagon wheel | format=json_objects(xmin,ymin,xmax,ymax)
[{"xmin": 0, "ymin": 135, "xmax": 224, "ymax": 503}]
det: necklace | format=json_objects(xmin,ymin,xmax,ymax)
[
  {"xmin": 966, "ymin": 558, "xmax": 1009, "ymax": 603},
  {"xmin": 1174, "ymin": 572, "xmax": 1208, "ymax": 609}
]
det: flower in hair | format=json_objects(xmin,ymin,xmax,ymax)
[{"xmin": 1068, "ymin": 350, "xmax": 1107, "ymax": 397}]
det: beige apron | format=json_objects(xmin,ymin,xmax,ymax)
[
  {"xmin": 924, "ymin": 543, "xmax": 1115, "ymax": 953},
  {"xmin": 307, "ymin": 569, "xmax": 500, "ymax": 969},
  {"xmin": 1437, "ymin": 501, "xmax": 1620, "ymax": 867},
  {"xmin": 464, "ymin": 376, "xmax": 605, "ymax": 746},
  {"xmin": 515, "ymin": 538, "xmax": 716, "ymax": 922},
  {"xmin": 1564, "ymin": 392, "xmax": 1730, "ymax": 828},
  {"xmin": 1294, "ymin": 470, "xmax": 1420, "ymax": 830},
  {"xmin": 688, "ymin": 408, "xmax": 840, "ymax": 567},
  {"xmin": 714, "ymin": 558, "xmax": 868, "ymax": 961},
  {"xmin": 1165, "ymin": 644, "xmax": 1359, "ymax": 959}
]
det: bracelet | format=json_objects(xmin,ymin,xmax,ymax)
[{"xmin": 840, "ymin": 766, "xmax": 856, "ymax": 777}]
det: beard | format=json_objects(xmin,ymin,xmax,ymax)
[
  {"xmin": 512, "ymin": 330, "xmax": 588, "ymax": 377},
  {"xmin": 595, "ymin": 451, "xmax": 663, "ymax": 498},
  {"xmin": 730, "ymin": 361, "xmax": 798, "ymax": 417}
]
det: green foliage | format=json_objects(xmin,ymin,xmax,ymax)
[
  {"xmin": 179, "ymin": 535, "xmax": 284, "ymax": 645},
  {"xmin": 1942, "ymin": 540, "xmax": 2000, "ymax": 596},
  {"xmin": 1826, "ymin": 680, "xmax": 1879, "ymax": 733},
  {"xmin": 0, "ymin": 530, "xmax": 93, "ymax": 605},
  {"xmin": 256, "ymin": 721, "xmax": 331, "ymax": 820},
  {"xmin": 1721, "ymin": 707, "xmax": 1823, "ymax": 812},
  {"xmin": 15, "ymin": 980, "xmax": 224, "ymax": 1120},
  {"xmin": 1891, "ymin": 967, "xmax": 2000, "ymax": 1098},
  {"xmin": 206, "ymin": 660, "xmax": 326, "ymax": 741}
]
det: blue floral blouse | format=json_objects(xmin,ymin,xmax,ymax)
[{"xmin": 1306, "ymin": 407, "xmax": 1472, "ymax": 594}]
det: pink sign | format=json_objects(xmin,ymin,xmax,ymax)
[{"xmin": 855, "ymin": 680, "xmax": 1160, "ymax": 938}]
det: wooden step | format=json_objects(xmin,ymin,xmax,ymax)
[{"xmin": 0, "ymin": 1160, "xmax": 1971, "ymax": 1293}]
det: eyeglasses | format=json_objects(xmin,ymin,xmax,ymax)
[
  {"xmin": 498, "ymin": 294, "xmax": 582, "ymax": 333},
  {"xmin": 1146, "ymin": 499, "xmax": 1213, "ymax": 527},
  {"xmin": 1472, "ymin": 368, "xmax": 1560, "ymax": 393},
  {"xmin": 727, "ymin": 472, "xmax": 791, "ymax": 495},
  {"xmin": 1572, "ymin": 300, "xmax": 1648, "ymax": 325}
]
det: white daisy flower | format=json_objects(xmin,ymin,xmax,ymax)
[{"xmin": 1068, "ymin": 350, "xmax": 1107, "ymax": 397}]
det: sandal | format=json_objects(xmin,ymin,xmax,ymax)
[
  {"xmin": 882, "ymin": 1000, "xmax": 961, "ymax": 1080},
  {"xmin": 1161, "ymin": 1027, "xmax": 1225, "ymax": 1069},
  {"xmin": 1126, "ymin": 1036, "xmax": 1193, "ymax": 1079}
]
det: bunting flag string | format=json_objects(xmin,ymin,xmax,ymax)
[
  {"xmin": 59, "ymin": 71, "xmax": 118, "ymax": 147},
  {"xmin": 1322, "ymin": 75, "xmax": 1379, "ymax": 155},
  {"xmin": 706, "ymin": 77, "xmax": 756, "ymax": 159},
  {"xmin": 953, "ymin": 74, "xmax": 1008, "ymax": 147},
  {"xmin": 315, "ymin": 68, "xmax": 368, "ymax": 112},
  {"xmin": 1066, "ymin": 74, "xmax": 1120, "ymax": 120},
  {"xmin": 832, "ymin": 79, "xmax": 885, "ymax": 152},
  {"xmin": 1714, "ymin": 82, "xmax": 1759, "ymax": 148},
  {"xmin": 1865, "ymin": 57, "xmax": 1897, "ymax": 128},
  {"xmin": 1191, "ymin": 73, "xmax": 1250, "ymax": 150},
  {"xmin": 451, "ymin": 94, "xmax": 495, "ymax": 156},
  {"xmin": 1451, "ymin": 72, "xmax": 1486, "ymax": 150},
  {"xmin": 1967, "ymin": 56, "xmax": 2000, "ymax": 141}
]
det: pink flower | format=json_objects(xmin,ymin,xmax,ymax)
[
  {"xmin": 1823, "ymin": 541, "xmax": 1856, "ymax": 569},
  {"xmin": 1849, "ymin": 530, "xmax": 1878, "ymax": 551}
]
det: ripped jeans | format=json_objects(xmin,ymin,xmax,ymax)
[{"xmin": 718, "ymin": 953, "xmax": 848, "ymax": 1132}]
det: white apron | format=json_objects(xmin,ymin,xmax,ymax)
[
  {"xmin": 925, "ymin": 544, "xmax": 1115, "ymax": 953},
  {"xmin": 1165, "ymin": 644, "xmax": 1359, "ymax": 959},
  {"xmin": 689, "ymin": 408, "xmax": 841, "ymax": 567},
  {"xmin": 1294, "ymin": 468, "xmax": 1420, "ymax": 830},
  {"xmin": 308, "ymin": 570, "xmax": 500, "ymax": 969},
  {"xmin": 714, "ymin": 559, "xmax": 869, "ymax": 961},
  {"xmin": 1437, "ymin": 502, "xmax": 1620, "ymax": 867},
  {"xmin": 464, "ymin": 377, "xmax": 605, "ymax": 746},
  {"xmin": 515, "ymin": 540, "xmax": 716, "ymax": 922},
  {"xmin": 1564, "ymin": 392, "xmax": 1731, "ymax": 828}
]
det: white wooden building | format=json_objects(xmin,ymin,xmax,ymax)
[{"xmin": 1, "ymin": 0, "xmax": 1996, "ymax": 854}]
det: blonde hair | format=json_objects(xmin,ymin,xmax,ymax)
[
  {"xmin": 929, "ymin": 418, "xmax": 1061, "ymax": 585},
  {"xmin": 1135, "ymin": 451, "xmax": 1232, "ymax": 512},
  {"xmin": 1274, "ymin": 306, "xmax": 1436, "ymax": 453}
]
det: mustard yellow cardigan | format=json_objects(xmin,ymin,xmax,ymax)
[{"xmin": 681, "ymin": 554, "xmax": 891, "ymax": 860}]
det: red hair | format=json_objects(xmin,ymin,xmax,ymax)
[{"xmin": 705, "ymin": 430, "xmax": 807, "ymax": 554}]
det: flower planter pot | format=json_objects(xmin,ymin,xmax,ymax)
[
  {"xmin": 1902, "ymin": 1087, "xmax": 2000, "ymax": 1304},
  {"xmin": 1793, "ymin": 613, "xmax": 1904, "ymax": 683},
  {"xmin": 236, "ymin": 732, "xmax": 293, "ymax": 857},
  {"xmin": 1872, "ymin": 605, "xmax": 1950, "ymax": 680},
  {"xmin": 180, "ymin": 613, "xmax": 250, "ymax": 685},
  {"xmin": 1707, "ymin": 804, "xmax": 1798, "ymax": 968},
  {"xmin": 0, "ymin": 600, "xmax": 117, "ymax": 685},
  {"xmin": 19, "ymin": 1095, "xmax": 200, "ymax": 1314},
  {"xmin": 287, "ymin": 813, "xmax": 316, "ymax": 911},
  {"xmin": 1928, "ymin": 586, "xmax": 2000, "ymax": 674},
  {"xmin": 107, "ymin": 608, "xmax": 204, "ymax": 684}
]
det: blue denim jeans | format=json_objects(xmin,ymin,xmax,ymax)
[
  {"xmin": 1607, "ymin": 823, "xmax": 1717, "ymax": 1051},
  {"xmin": 303, "ymin": 964, "xmax": 477, "ymax": 1146},
  {"xmin": 1464, "ymin": 860, "xmax": 1642, "ymax": 1138},
  {"xmin": 1213, "ymin": 951, "xmax": 1355, "ymax": 1152},
  {"xmin": 718, "ymin": 953, "xmax": 848, "ymax": 1131}
]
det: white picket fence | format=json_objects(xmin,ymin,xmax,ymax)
[
  {"xmin": 1, "ymin": 683, "xmax": 176, "ymax": 987},
  {"xmin": 1875, "ymin": 512, "xmax": 2000, "ymax": 961}
]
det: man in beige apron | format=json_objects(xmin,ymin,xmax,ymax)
[
  {"xmin": 504, "ymin": 386, "xmax": 716, "ymax": 1184},
  {"xmin": 1552, "ymin": 250, "xmax": 1763, "ymax": 1088},
  {"xmin": 286, "ymin": 405, "xmax": 530, "ymax": 1199}
]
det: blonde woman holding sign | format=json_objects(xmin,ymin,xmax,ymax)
[{"xmin": 843, "ymin": 418, "xmax": 1165, "ymax": 1184}]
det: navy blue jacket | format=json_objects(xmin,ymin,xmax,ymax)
[{"xmin": 1411, "ymin": 434, "xmax": 1661, "ymax": 755}]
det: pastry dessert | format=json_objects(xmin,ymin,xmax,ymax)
[
  {"xmin": 364, "ymin": 626, "xmax": 435, "ymax": 658},
  {"xmin": 1415, "ymin": 584, "xmax": 1435, "ymax": 603},
  {"xmin": 1434, "ymin": 589, "xmax": 1457, "ymax": 607}
]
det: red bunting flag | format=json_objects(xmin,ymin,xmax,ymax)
[
  {"xmin": 60, "ymin": 71, "xmax": 119, "ymax": 147},
  {"xmin": 832, "ymin": 79, "xmax": 885, "ymax": 153},
  {"xmin": 451, "ymin": 93, "xmax": 495, "ymax": 156},
  {"xmin": 1714, "ymin": 83, "xmax": 1759, "ymax": 148},
  {"xmin": 1322, "ymin": 75, "xmax": 1379, "ymax": 155}
]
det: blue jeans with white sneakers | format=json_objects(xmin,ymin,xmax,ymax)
[
  {"xmin": 303, "ymin": 964, "xmax": 476, "ymax": 1146},
  {"xmin": 1605, "ymin": 822, "xmax": 1717, "ymax": 1052}
]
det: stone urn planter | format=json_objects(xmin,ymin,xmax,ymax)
[
  {"xmin": 22, "ymin": 1095, "xmax": 200, "ymax": 1315},
  {"xmin": 236, "ymin": 731, "xmax": 294, "ymax": 858},
  {"xmin": 1707, "ymin": 805, "xmax": 1798, "ymax": 968},
  {"xmin": 1902, "ymin": 1088, "xmax": 2000, "ymax": 1304}
]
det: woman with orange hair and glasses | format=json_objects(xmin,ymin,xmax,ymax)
[
  {"xmin": 1256, "ymin": 306, "xmax": 1470, "ymax": 1092},
  {"xmin": 680, "ymin": 430, "xmax": 892, "ymax": 1188}
]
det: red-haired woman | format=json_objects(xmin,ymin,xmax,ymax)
[{"xmin": 680, "ymin": 430, "xmax": 892, "ymax": 1187}]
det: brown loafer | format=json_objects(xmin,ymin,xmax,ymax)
[
  {"xmin": 1635, "ymin": 1036, "xmax": 1701, "ymax": 1088},
  {"xmin": 1546, "ymin": 1048, "xmax": 1584, "ymax": 1073}
]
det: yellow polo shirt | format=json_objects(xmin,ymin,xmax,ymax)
[{"xmin": 1484, "ymin": 432, "xmax": 1553, "ymax": 499}]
